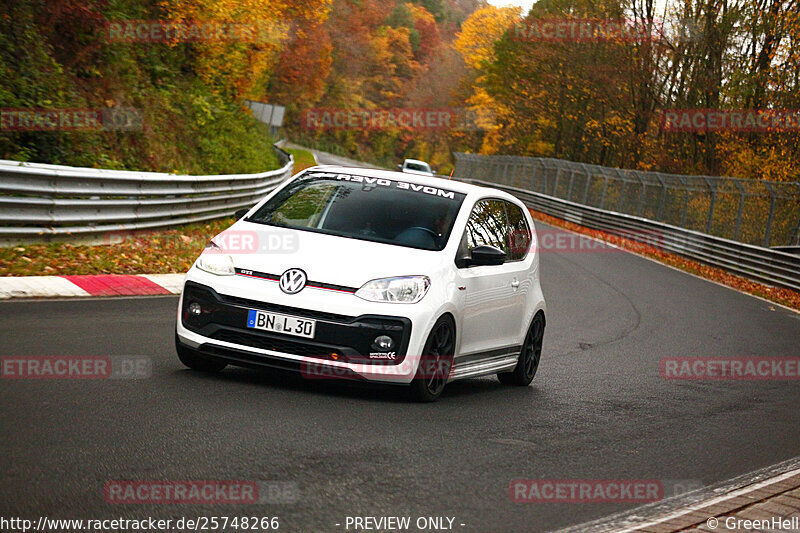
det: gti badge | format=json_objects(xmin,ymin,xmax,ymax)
[{"xmin": 279, "ymin": 268, "xmax": 307, "ymax": 294}]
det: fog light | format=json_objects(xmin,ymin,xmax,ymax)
[
  {"xmin": 188, "ymin": 302, "xmax": 202, "ymax": 316},
  {"xmin": 373, "ymin": 335, "xmax": 394, "ymax": 351}
]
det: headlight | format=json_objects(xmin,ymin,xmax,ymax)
[
  {"xmin": 196, "ymin": 242, "xmax": 235, "ymax": 276},
  {"xmin": 355, "ymin": 276, "xmax": 430, "ymax": 303}
]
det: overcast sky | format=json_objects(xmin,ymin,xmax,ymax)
[{"xmin": 486, "ymin": 0, "xmax": 535, "ymax": 15}]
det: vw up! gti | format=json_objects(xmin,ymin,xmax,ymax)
[{"xmin": 176, "ymin": 166, "xmax": 546, "ymax": 401}]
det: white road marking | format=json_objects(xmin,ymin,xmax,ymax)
[{"xmin": 0, "ymin": 276, "xmax": 90, "ymax": 299}]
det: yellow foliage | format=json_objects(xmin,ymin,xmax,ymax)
[
  {"xmin": 405, "ymin": 3, "xmax": 436, "ymax": 26},
  {"xmin": 453, "ymin": 5, "xmax": 521, "ymax": 70},
  {"xmin": 717, "ymin": 136, "xmax": 800, "ymax": 182},
  {"xmin": 159, "ymin": 0, "xmax": 331, "ymax": 98}
]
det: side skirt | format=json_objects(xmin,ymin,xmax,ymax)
[{"xmin": 449, "ymin": 346, "xmax": 521, "ymax": 381}]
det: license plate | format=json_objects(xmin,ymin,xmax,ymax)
[{"xmin": 246, "ymin": 309, "xmax": 316, "ymax": 339}]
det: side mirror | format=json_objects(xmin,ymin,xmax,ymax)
[
  {"xmin": 234, "ymin": 208, "xmax": 249, "ymax": 220},
  {"xmin": 470, "ymin": 245, "xmax": 506, "ymax": 266}
]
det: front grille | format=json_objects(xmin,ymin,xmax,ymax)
[
  {"xmin": 219, "ymin": 293, "xmax": 354, "ymax": 323},
  {"xmin": 183, "ymin": 281, "xmax": 412, "ymax": 364},
  {"xmin": 210, "ymin": 329, "xmax": 347, "ymax": 359}
]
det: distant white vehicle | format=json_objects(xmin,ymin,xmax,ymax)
[{"xmin": 398, "ymin": 158, "xmax": 435, "ymax": 176}]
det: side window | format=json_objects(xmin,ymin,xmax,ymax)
[
  {"xmin": 505, "ymin": 201, "xmax": 532, "ymax": 261},
  {"xmin": 461, "ymin": 199, "xmax": 509, "ymax": 255}
]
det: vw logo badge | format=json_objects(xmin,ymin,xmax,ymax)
[{"xmin": 279, "ymin": 268, "xmax": 307, "ymax": 295}]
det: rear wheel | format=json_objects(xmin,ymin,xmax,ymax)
[
  {"xmin": 409, "ymin": 316, "xmax": 455, "ymax": 402},
  {"xmin": 498, "ymin": 313, "xmax": 544, "ymax": 386},
  {"xmin": 175, "ymin": 334, "xmax": 227, "ymax": 372}
]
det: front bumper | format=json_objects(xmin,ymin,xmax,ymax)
[{"xmin": 176, "ymin": 272, "xmax": 435, "ymax": 383}]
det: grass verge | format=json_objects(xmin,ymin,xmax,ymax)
[
  {"xmin": 285, "ymin": 148, "xmax": 317, "ymax": 172},
  {"xmin": 0, "ymin": 218, "xmax": 235, "ymax": 276}
]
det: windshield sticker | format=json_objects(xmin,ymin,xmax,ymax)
[{"xmin": 305, "ymin": 172, "xmax": 457, "ymax": 199}]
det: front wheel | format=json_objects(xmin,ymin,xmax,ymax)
[
  {"xmin": 409, "ymin": 316, "xmax": 455, "ymax": 402},
  {"xmin": 498, "ymin": 313, "xmax": 544, "ymax": 386},
  {"xmin": 175, "ymin": 334, "xmax": 227, "ymax": 372}
]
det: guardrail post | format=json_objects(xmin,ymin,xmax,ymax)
[
  {"xmin": 763, "ymin": 181, "xmax": 776, "ymax": 247},
  {"xmin": 794, "ymin": 220, "xmax": 800, "ymax": 246},
  {"xmin": 554, "ymin": 167, "xmax": 562, "ymax": 198},
  {"xmin": 566, "ymin": 169, "xmax": 576, "ymax": 200},
  {"xmin": 538, "ymin": 160, "xmax": 548, "ymax": 193},
  {"xmin": 794, "ymin": 183, "xmax": 800, "ymax": 246},
  {"xmin": 581, "ymin": 164, "xmax": 592, "ymax": 204},
  {"xmin": 634, "ymin": 171, "xmax": 646, "ymax": 216},
  {"xmin": 525, "ymin": 162, "xmax": 533, "ymax": 190},
  {"xmin": 678, "ymin": 176, "xmax": 690, "ymax": 227},
  {"xmin": 732, "ymin": 179, "xmax": 745, "ymax": 242},
  {"xmin": 703, "ymin": 177, "xmax": 716, "ymax": 234},
  {"xmin": 655, "ymin": 173, "xmax": 667, "ymax": 221},
  {"xmin": 600, "ymin": 172, "xmax": 609, "ymax": 209}
]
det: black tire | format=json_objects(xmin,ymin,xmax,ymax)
[
  {"xmin": 175, "ymin": 334, "xmax": 227, "ymax": 372},
  {"xmin": 498, "ymin": 313, "xmax": 544, "ymax": 386},
  {"xmin": 409, "ymin": 316, "xmax": 455, "ymax": 402}
]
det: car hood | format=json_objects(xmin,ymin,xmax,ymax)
[{"xmin": 217, "ymin": 222, "xmax": 447, "ymax": 289}]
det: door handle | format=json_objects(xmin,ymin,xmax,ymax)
[{"xmin": 511, "ymin": 279, "xmax": 520, "ymax": 288}]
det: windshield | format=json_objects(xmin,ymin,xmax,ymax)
[
  {"xmin": 248, "ymin": 172, "xmax": 465, "ymax": 251},
  {"xmin": 405, "ymin": 162, "xmax": 431, "ymax": 172}
]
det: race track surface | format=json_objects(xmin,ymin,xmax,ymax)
[{"xmin": 2, "ymin": 223, "xmax": 799, "ymax": 532}]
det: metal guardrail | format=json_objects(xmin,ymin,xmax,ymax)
[
  {"xmin": 454, "ymin": 153, "xmax": 800, "ymax": 248},
  {"xmin": 464, "ymin": 178, "xmax": 800, "ymax": 292},
  {"xmin": 0, "ymin": 146, "xmax": 293, "ymax": 242}
]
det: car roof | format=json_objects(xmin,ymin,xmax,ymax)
[
  {"xmin": 403, "ymin": 158, "xmax": 429, "ymax": 165},
  {"xmin": 302, "ymin": 165, "xmax": 519, "ymax": 202}
]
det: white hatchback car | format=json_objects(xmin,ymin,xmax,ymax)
[
  {"xmin": 398, "ymin": 158, "xmax": 436, "ymax": 176},
  {"xmin": 176, "ymin": 166, "xmax": 546, "ymax": 401}
]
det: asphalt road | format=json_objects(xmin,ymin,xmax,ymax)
[
  {"xmin": 285, "ymin": 143, "xmax": 376, "ymax": 169},
  {"xmin": 2, "ymin": 223, "xmax": 800, "ymax": 533}
]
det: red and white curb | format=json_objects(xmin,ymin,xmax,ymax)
[{"xmin": 0, "ymin": 274, "xmax": 184, "ymax": 299}]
